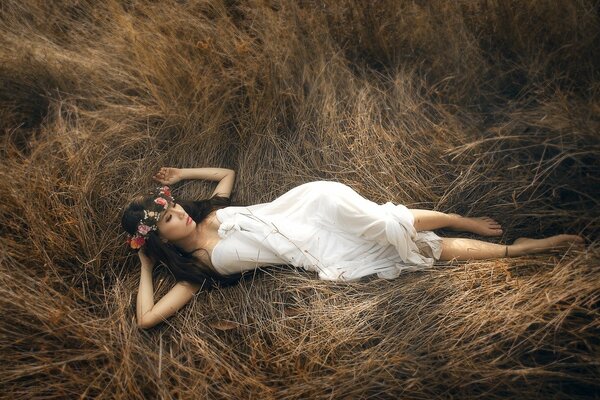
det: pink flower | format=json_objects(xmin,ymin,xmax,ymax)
[
  {"xmin": 154, "ymin": 197, "xmax": 167, "ymax": 207},
  {"xmin": 137, "ymin": 224, "xmax": 152, "ymax": 235},
  {"xmin": 162, "ymin": 186, "xmax": 171, "ymax": 197}
]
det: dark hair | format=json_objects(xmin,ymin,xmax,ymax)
[{"xmin": 121, "ymin": 194, "xmax": 242, "ymax": 288}]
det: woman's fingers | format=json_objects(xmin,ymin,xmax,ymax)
[
  {"xmin": 152, "ymin": 167, "xmax": 178, "ymax": 185},
  {"xmin": 153, "ymin": 177, "xmax": 167, "ymax": 184},
  {"xmin": 152, "ymin": 168, "xmax": 168, "ymax": 182}
]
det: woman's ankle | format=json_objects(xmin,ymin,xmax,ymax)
[
  {"xmin": 506, "ymin": 244, "xmax": 525, "ymax": 257},
  {"xmin": 447, "ymin": 213, "xmax": 465, "ymax": 230}
]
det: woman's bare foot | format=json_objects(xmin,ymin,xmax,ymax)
[
  {"xmin": 512, "ymin": 234, "xmax": 585, "ymax": 255},
  {"xmin": 448, "ymin": 213, "xmax": 503, "ymax": 236}
]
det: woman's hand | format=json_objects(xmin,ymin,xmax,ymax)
[
  {"xmin": 153, "ymin": 167, "xmax": 183, "ymax": 185},
  {"xmin": 138, "ymin": 249, "xmax": 155, "ymax": 269}
]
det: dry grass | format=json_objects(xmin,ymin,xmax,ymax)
[{"xmin": 1, "ymin": 0, "xmax": 598, "ymax": 398}]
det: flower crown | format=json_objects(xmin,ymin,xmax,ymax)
[{"xmin": 127, "ymin": 186, "xmax": 174, "ymax": 249}]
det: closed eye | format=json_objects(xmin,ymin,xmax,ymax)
[{"xmin": 165, "ymin": 201, "xmax": 177, "ymax": 222}]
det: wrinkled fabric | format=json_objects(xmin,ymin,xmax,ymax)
[{"xmin": 211, "ymin": 181, "xmax": 443, "ymax": 281}]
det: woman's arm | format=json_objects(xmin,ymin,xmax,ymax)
[
  {"xmin": 153, "ymin": 167, "xmax": 235, "ymax": 198},
  {"xmin": 178, "ymin": 167, "xmax": 234, "ymax": 182},
  {"xmin": 180, "ymin": 168, "xmax": 235, "ymax": 198},
  {"xmin": 136, "ymin": 259, "xmax": 155, "ymax": 325},
  {"xmin": 136, "ymin": 251, "xmax": 201, "ymax": 329}
]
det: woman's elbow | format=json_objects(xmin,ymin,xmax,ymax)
[
  {"xmin": 137, "ymin": 314, "xmax": 158, "ymax": 329},
  {"xmin": 137, "ymin": 319, "xmax": 151, "ymax": 330}
]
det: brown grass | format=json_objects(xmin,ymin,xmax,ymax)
[{"xmin": 1, "ymin": 0, "xmax": 598, "ymax": 398}]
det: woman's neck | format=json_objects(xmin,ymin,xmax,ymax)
[{"xmin": 171, "ymin": 223, "xmax": 204, "ymax": 253}]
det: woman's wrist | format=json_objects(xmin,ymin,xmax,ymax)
[
  {"xmin": 141, "ymin": 261, "xmax": 154, "ymax": 272},
  {"xmin": 178, "ymin": 168, "xmax": 191, "ymax": 180}
]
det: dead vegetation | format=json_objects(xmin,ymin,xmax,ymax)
[{"xmin": 0, "ymin": 0, "xmax": 598, "ymax": 398}]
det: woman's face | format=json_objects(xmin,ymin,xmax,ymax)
[{"xmin": 156, "ymin": 201, "xmax": 196, "ymax": 242}]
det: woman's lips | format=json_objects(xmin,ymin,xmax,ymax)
[{"xmin": 187, "ymin": 216, "xmax": 192, "ymax": 225}]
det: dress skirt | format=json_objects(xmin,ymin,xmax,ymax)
[{"xmin": 210, "ymin": 181, "xmax": 443, "ymax": 281}]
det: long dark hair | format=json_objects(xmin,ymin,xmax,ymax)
[{"xmin": 121, "ymin": 194, "xmax": 242, "ymax": 288}]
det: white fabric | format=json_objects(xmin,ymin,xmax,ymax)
[{"xmin": 211, "ymin": 181, "xmax": 443, "ymax": 281}]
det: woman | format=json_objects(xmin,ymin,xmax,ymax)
[{"xmin": 121, "ymin": 167, "xmax": 585, "ymax": 329}]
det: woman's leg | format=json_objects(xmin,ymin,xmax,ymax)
[
  {"xmin": 409, "ymin": 209, "xmax": 503, "ymax": 236},
  {"xmin": 439, "ymin": 234, "xmax": 585, "ymax": 261}
]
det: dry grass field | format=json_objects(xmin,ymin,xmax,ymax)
[{"xmin": 1, "ymin": 0, "xmax": 599, "ymax": 398}]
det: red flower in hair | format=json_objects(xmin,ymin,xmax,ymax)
[{"xmin": 129, "ymin": 235, "xmax": 146, "ymax": 249}]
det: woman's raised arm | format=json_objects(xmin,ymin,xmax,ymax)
[
  {"xmin": 153, "ymin": 167, "xmax": 235, "ymax": 198},
  {"xmin": 136, "ymin": 250, "xmax": 201, "ymax": 329}
]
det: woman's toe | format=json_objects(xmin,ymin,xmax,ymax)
[{"xmin": 572, "ymin": 235, "xmax": 585, "ymax": 243}]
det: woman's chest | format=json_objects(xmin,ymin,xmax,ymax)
[{"xmin": 195, "ymin": 211, "xmax": 222, "ymax": 267}]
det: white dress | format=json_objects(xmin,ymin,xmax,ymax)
[{"xmin": 210, "ymin": 181, "xmax": 443, "ymax": 281}]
